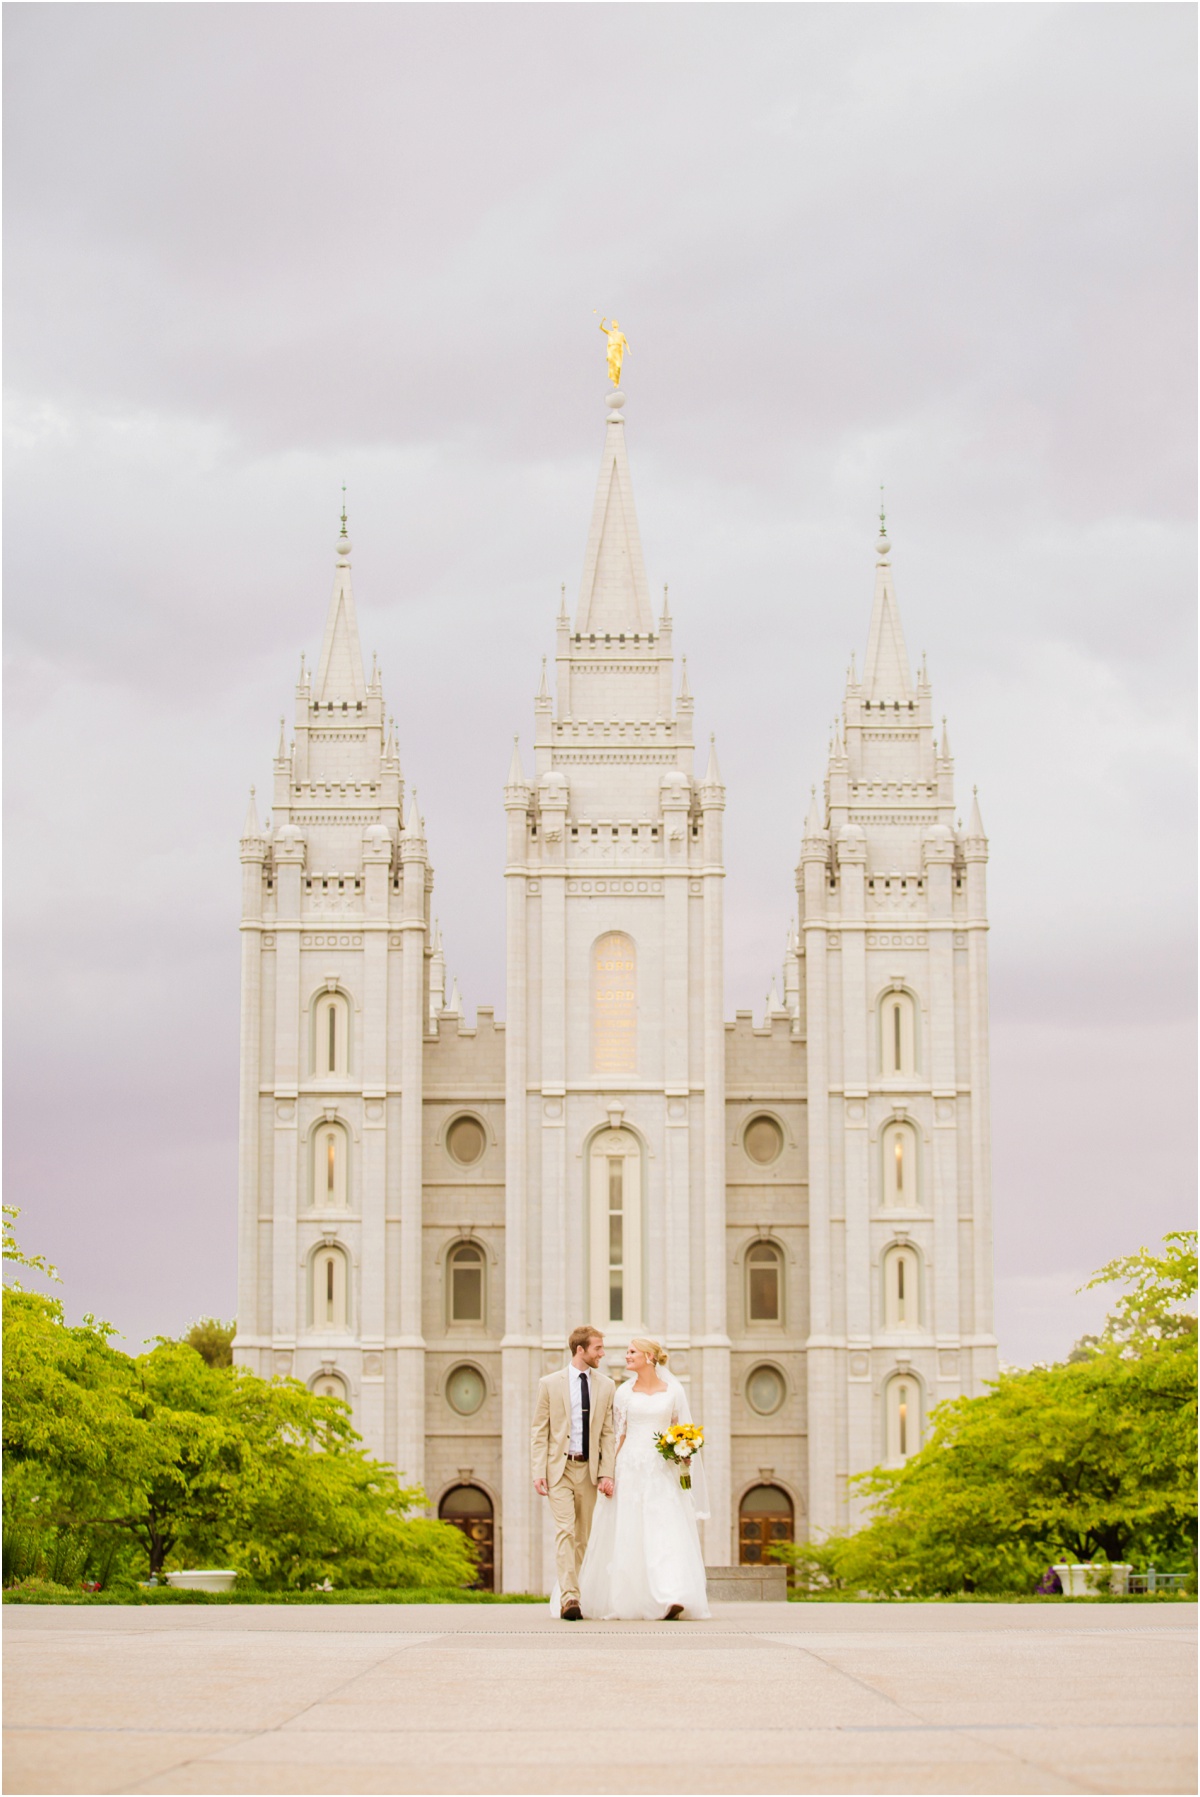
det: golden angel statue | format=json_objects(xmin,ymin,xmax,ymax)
[{"xmin": 597, "ymin": 316, "xmax": 629, "ymax": 387}]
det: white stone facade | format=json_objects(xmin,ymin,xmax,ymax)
[{"xmin": 234, "ymin": 404, "xmax": 997, "ymax": 1590}]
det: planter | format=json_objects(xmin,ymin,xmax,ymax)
[
  {"xmin": 164, "ymin": 1570, "xmax": 238, "ymax": 1594},
  {"xmin": 1051, "ymin": 1562, "xmax": 1131, "ymax": 1597},
  {"xmin": 705, "ymin": 1565, "xmax": 788, "ymax": 1603}
]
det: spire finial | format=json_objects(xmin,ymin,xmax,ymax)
[
  {"xmin": 679, "ymin": 654, "xmax": 691, "ymax": 700},
  {"xmin": 334, "ymin": 486, "xmax": 352, "ymax": 564},
  {"xmin": 877, "ymin": 485, "xmax": 890, "ymax": 557}
]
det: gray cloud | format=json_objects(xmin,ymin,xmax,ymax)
[{"xmin": 5, "ymin": 2, "xmax": 1195, "ymax": 1361}]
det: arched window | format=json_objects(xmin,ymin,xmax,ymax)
[
  {"xmin": 313, "ymin": 990, "xmax": 350, "ymax": 1076},
  {"xmin": 447, "ymin": 1242, "xmax": 485, "ymax": 1324},
  {"xmin": 588, "ymin": 1127, "xmax": 641, "ymax": 1327},
  {"xmin": 886, "ymin": 1374, "xmax": 921, "ymax": 1463},
  {"xmin": 311, "ymin": 1245, "xmax": 349, "ymax": 1330},
  {"xmin": 881, "ymin": 1120, "xmax": 919, "ymax": 1207},
  {"xmin": 593, "ymin": 932, "xmax": 637, "ymax": 1075},
  {"xmin": 312, "ymin": 1370, "xmax": 347, "ymax": 1400},
  {"xmin": 312, "ymin": 1121, "xmax": 349, "ymax": 1209},
  {"xmin": 738, "ymin": 1485, "xmax": 794, "ymax": 1565},
  {"xmin": 880, "ymin": 989, "xmax": 917, "ymax": 1078},
  {"xmin": 883, "ymin": 1243, "xmax": 920, "ymax": 1329},
  {"xmin": 439, "ymin": 1486, "xmax": 494, "ymax": 1590},
  {"xmin": 745, "ymin": 1241, "xmax": 783, "ymax": 1324}
]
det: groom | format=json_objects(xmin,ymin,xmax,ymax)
[{"xmin": 531, "ymin": 1325, "xmax": 616, "ymax": 1620}]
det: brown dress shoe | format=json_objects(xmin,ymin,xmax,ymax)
[
  {"xmin": 561, "ymin": 1601, "xmax": 583, "ymax": 1621},
  {"xmin": 664, "ymin": 1604, "xmax": 684, "ymax": 1621}
]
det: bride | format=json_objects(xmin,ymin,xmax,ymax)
[{"xmin": 577, "ymin": 1337, "xmax": 711, "ymax": 1621}]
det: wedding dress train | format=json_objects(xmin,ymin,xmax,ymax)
[{"xmin": 576, "ymin": 1375, "xmax": 711, "ymax": 1620}]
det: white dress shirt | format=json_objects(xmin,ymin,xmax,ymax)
[{"xmin": 567, "ymin": 1363, "xmax": 592, "ymax": 1456}]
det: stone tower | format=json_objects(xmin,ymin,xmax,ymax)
[
  {"xmin": 234, "ymin": 510, "xmax": 433, "ymax": 1491},
  {"xmin": 499, "ymin": 386, "xmax": 732, "ymax": 1588},
  {"xmin": 797, "ymin": 509, "xmax": 998, "ymax": 1538}
]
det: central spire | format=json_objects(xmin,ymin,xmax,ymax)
[
  {"xmin": 862, "ymin": 508, "xmax": 913, "ymax": 703},
  {"xmin": 314, "ymin": 504, "xmax": 367, "ymax": 705},
  {"xmin": 574, "ymin": 389, "xmax": 654, "ymax": 637}
]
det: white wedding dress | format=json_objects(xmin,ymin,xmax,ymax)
[{"xmin": 575, "ymin": 1374, "xmax": 711, "ymax": 1620}]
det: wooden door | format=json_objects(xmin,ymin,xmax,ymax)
[{"xmin": 439, "ymin": 1486, "xmax": 495, "ymax": 1591}]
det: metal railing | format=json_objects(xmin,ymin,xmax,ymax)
[{"xmin": 1128, "ymin": 1568, "xmax": 1189, "ymax": 1593}]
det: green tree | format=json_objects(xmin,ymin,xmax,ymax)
[
  {"xmin": 1083, "ymin": 1231, "xmax": 1197, "ymax": 1349},
  {"xmin": 182, "ymin": 1317, "xmax": 236, "ymax": 1369},
  {"xmin": 118, "ymin": 1344, "xmax": 475, "ymax": 1589},
  {"xmin": 3, "ymin": 1288, "xmax": 138, "ymax": 1498},
  {"xmin": 3, "ymin": 1218, "xmax": 475, "ymax": 1590},
  {"xmin": 783, "ymin": 1233, "xmax": 1197, "ymax": 1597},
  {"xmin": 2, "ymin": 1205, "xmax": 59, "ymax": 1286}
]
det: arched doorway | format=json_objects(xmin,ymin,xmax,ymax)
[
  {"xmin": 439, "ymin": 1485, "xmax": 494, "ymax": 1591},
  {"xmin": 738, "ymin": 1484, "xmax": 793, "ymax": 1566}
]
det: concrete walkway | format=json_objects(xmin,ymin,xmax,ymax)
[{"xmin": 4, "ymin": 1601, "xmax": 1195, "ymax": 1795}]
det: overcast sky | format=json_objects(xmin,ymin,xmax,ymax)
[{"xmin": 5, "ymin": 3, "xmax": 1195, "ymax": 1366}]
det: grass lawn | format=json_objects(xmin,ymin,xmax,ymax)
[{"xmin": 4, "ymin": 1580, "xmax": 546, "ymax": 1605}]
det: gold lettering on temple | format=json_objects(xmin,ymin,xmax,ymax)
[{"xmin": 593, "ymin": 931, "xmax": 637, "ymax": 1073}]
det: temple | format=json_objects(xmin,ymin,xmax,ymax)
[{"xmin": 234, "ymin": 386, "xmax": 997, "ymax": 1589}]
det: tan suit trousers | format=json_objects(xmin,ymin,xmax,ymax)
[{"xmin": 547, "ymin": 1459, "xmax": 597, "ymax": 1606}]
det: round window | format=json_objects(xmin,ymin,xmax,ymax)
[
  {"xmin": 446, "ymin": 1116, "xmax": 486, "ymax": 1166},
  {"xmin": 743, "ymin": 1115, "xmax": 783, "ymax": 1166},
  {"xmin": 746, "ymin": 1364, "xmax": 786, "ymax": 1416},
  {"xmin": 446, "ymin": 1364, "xmax": 486, "ymax": 1416}
]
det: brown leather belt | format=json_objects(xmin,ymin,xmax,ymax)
[{"xmin": 565, "ymin": 1452, "xmax": 587, "ymax": 1461}]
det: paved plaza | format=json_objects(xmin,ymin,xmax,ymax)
[{"xmin": 4, "ymin": 1601, "xmax": 1195, "ymax": 1796}]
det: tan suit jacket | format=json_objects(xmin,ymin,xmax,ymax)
[{"xmin": 531, "ymin": 1366, "xmax": 616, "ymax": 1488}]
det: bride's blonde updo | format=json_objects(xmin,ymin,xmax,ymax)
[{"xmin": 629, "ymin": 1336, "xmax": 669, "ymax": 1367}]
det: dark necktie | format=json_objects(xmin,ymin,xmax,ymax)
[{"xmin": 579, "ymin": 1369, "xmax": 590, "ymax": 1460}]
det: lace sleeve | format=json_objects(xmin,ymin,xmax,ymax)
[{"xmin": 613, "ymin": 1380, "xmax": 629, "ymax": 1446}]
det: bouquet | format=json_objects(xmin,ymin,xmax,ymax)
[{"xmin": 654, "ymin": 1422, "xmax": 704, "ymax": 1490}]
